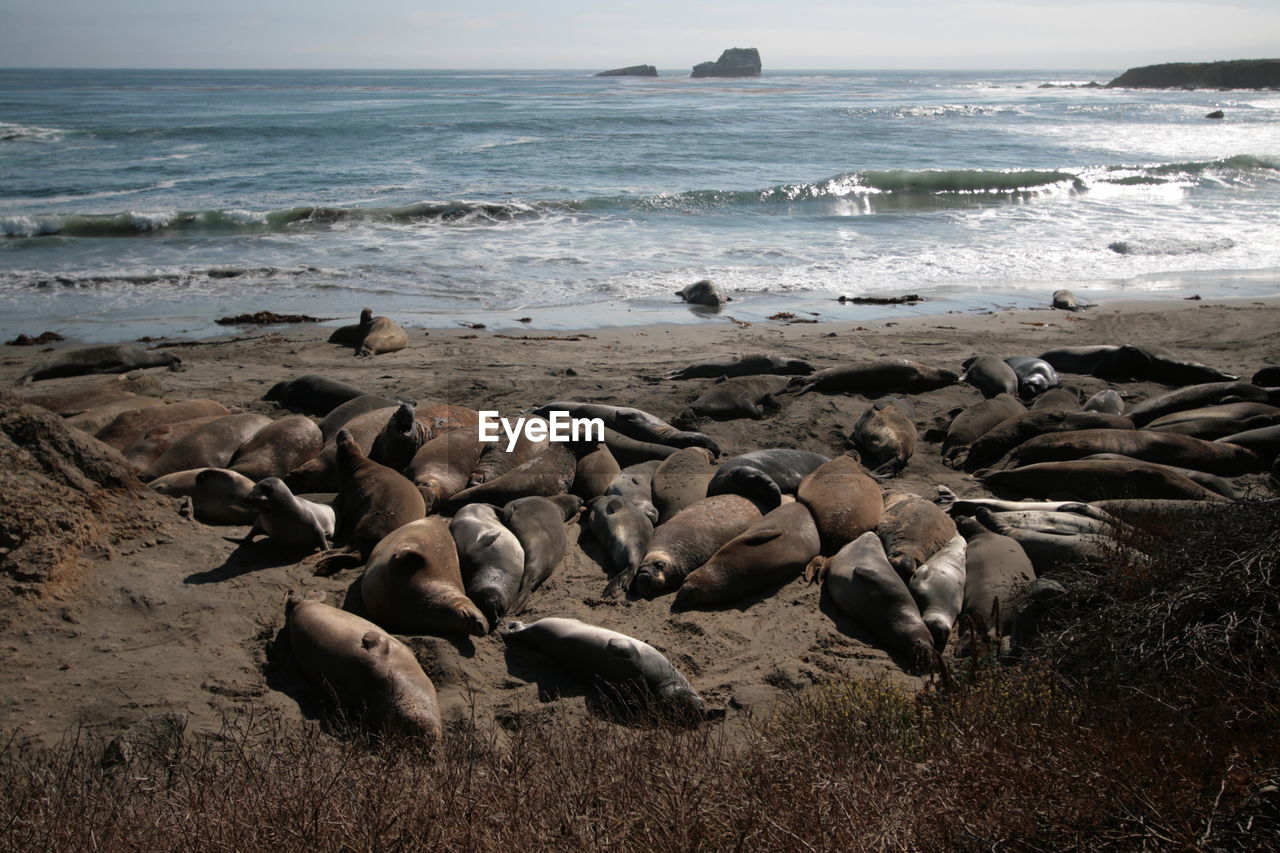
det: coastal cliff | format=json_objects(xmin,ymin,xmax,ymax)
[
  {"xmin": 1108, "ymin": 59, "xmax": 1280, "ymax": 89},
  {"xmin": 692, "ymin": 48, "xmax": 761, "ymax": 78}
]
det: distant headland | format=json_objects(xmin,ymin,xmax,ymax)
[
  {"xmin": 593, "ymin": 48, "xmax": 762, "ymax": 79},
  {"xmin": 1107, "ymin": 59, "xmax": 1280, "ymax": 89}
]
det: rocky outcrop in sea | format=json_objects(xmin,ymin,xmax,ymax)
[
  {"xmin": 594, "ymin": 65, "xmax": 659, "ymax": 78},
  {"xmin": 1108, "ymin": 59, "xmax": 1280, "ymax": 89},
  {"xmin": 691, "ymin": 48, "xmax": 761, "ymax": 78}
]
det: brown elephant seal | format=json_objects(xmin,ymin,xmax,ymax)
[
  {"xmin": 122, "ymin": 415, "xmax": 222, "ymax": 471},
  {"xmin": 1051, "ymin": 289, "xmax": 1081, "ymax": 311},
  {"xmin": 704, "ymin": 448, "xmax": 829, "ymax": 511},
  {"xmin": 1082, "ymin": 389, "xmax": 1124, "ymax": 415},
  {"xmin": 500, "ymin": 495, "xmax": 582, "ymax": 612},
  {"xmin": 142, "ymin": 413, "xmax": 272, "ymax": 481},
  {"xmin": 791, "ymin": 358, "xmax": 957, "ymax": 396},
  {"xmin": 796, "ymin": 455, "xmax": 883, "ymax": 554},
  {"xmin": 1126, "ymin": 381, "xmax": 1269, "ymax": 426},
  {"xmin": 263, "ymin": 374, "xmax": 370, "ymax": 416},
  {"xmin": 314, "ymin": 429, "xmax": 426, "ymax": 574},
  {"xmin": 676, "ymin": 278, "xmax": 729, "ymax": 307},
  {"xmin": 977, "ymin": 459, "xmax": 1224, "ymax": 502},
  {"xmin": 360, "ymin": 517, "xmax": 487, "ymax": 637},
  {"xmin": 442, "ymin": 443, "xmax": 577, "ymax": 512},
  {"xmin": 1148, "ymin": 401, "xmax": 1280, "ymax": 429},
  {"xmin": 96, "ymin": 398, "xmax": 230, "ymax": 450},
  {"xmin": 571, "ymin": 443, "xmax": 621, "ymax": 501},
  {"xmin": 601, "ymin": 427, "xmax": 681, "ymax": 466},
  {"xmin": 284, "ymin": 592, "xmax": 442, "ymax": 741},
  {"xmin": 604, "ymin": 460, "xmax": 661, "ymax": 524},
  {"xmin": 942, "ymin": 393, "xmax": 1025, "ymax": 467},
  {"xmin": 850, "ymin": 398, "xmax": 916, "ymax": 477},
  {"xmin": 328, "ymin": 308, "xmax": 408, "ymax": 356},
  {"xmin": 64, "ymin": 396, "xmax": 166, "ymax": 435},
  {"xmin": 1039, "ymin": 345, "xmax": 1151, "ymax": 378},
  {"xmin": 960, "ymin": 355, "xmax": 1019, "ymax": 398},
  {"xmin": 1131, "ymin": 345, "xmax": 1238, "ymax": 386},
  {"xmin": 317, "ymin": 394, "xmax": 401, "ymax": 441},
  {"xmin": 530, "ymin": 402, "xmax": 720, "ymax": 456},
  {"xmin": 662, "ymin": 353, "xmax": 814, "ymax": 381},
  {"xmin": 467, "ymin": 415, "xmax": 550, "ymax": 485},
  {"xmin": 1216, "ymin": 423, "xmax": 1280, "ymax": 464},
  {"xmin": 634, "ymin": 494, "xmax": 763, "ymax": 598},
  {"xmin": 907, "ymin": 533, "xmax": 967, "ymax": 651},
  {"xmin": 1004, "ymin": 357, "xmax": 1059, "ymax": 399},
  {"xmin": 591, "ymin": 495, "xmax": 656, "ymax": 597},
  {"xmin": 450, "ymin": 503, "xmax": 526, "ymax": 631},
  {"xmin": 502, "ymin": 617, "xmax": 706, "ymax": 720},
  {"xmin": 962, "ymin": 409, "xmax": 1134, "ymax": 471},
  {"xmin": 956, "ymin": 516, "xmax": 1034, "ymax": 639},
  {"xmin": 1028, "ymin": 387, "xmax": 1081, "ymax": 412},
  {"xmin": 12, "ymin": 372, "xmax": 162, "ymax": 416},
  {"xmin": 674, "ymin": 375, "xmax": 788, "ymax": 425},
  {"xmin": 237, "ymin": 477, "xmax": 336, "ymax": 551},
  {"xmin": 404, "ymin": 428, "xmax": 487, "ymax": 512},
  {"xmin": 877, "ymin": 491, "xmax": 958, "ymax": 581},
  {"xmin": 806, "ymin": 531, "xmax": 933, "ymax": 670},
  {"xmin": 673, "ymin": 502, "xmax": 820, "ymax": 611},
  {"xmin": 998, "ymin": 428, "xmax": 1262, "ymax": 476},
  {"xmin": 229, "ymin": 414, "xmax": 324, "ymax": 482},
  {"xmin": 368, "ymin": 403, "xmax": 429, "ymax": 471},
  {"xmin": 1077, "ymin": 453, "xmax": 1239, "ymax": 499},
  {"xmin": 188, "ymin": 468, "xmax": 259, "ymax": 525},
  {"xmin": 652, "ymin": 446, "xmax": 717, "ymax": 523},
  {"xmin": 287, "ymin": 405, "xmax": 397, "ymax": 492},
  {"xmin": 17, "ymin": 343, "xmax": 182, "ymax": 384}
]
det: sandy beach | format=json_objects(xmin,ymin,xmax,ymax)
[{"xmin": 1, "ymin": 293, "xmax": 1277, "ymax": 748}]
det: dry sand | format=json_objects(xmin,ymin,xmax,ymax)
[{"xmin": 1, "ymin": 294, "xmax": 1277, "ymax": 748}]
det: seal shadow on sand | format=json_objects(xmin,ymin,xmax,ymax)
[{"xmin": 184, "ymin": 537, "xmax": 313, "ymax": 584}]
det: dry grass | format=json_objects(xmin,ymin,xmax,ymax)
[{"xmin": 3, "ymin": 501, "xmax": 1279, "ymax": 851}]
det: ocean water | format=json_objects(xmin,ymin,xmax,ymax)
[{"xmin": 1, "ymin": 68, "xmax": 1278, "ymax": 341}]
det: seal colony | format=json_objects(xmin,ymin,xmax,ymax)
[{"xmin": 2, "ymin": 295, "xmax": 1278, "ymax": 746}]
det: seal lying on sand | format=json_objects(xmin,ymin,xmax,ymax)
[
  {"xmin": 850, "ymin": 398, "xmax": 916, "ymax": 477},
  {"xmin": 263, "ymin": 374, "xmax": 371, "ymax": 416},
  {"xmin": 790, "ymin": 358, "xmax": 956, "ymax": 396},
  {"xmin": 960, "ymin": 355, "xmax": 1019, "ymax": 398},
  {"xmin": 942, "ymin": 394, "xmax": 1025, "ymax": 467},
  {"xmin": 328, "ymin": 308, "xmax": 408, "ymax": 357},
  {"xmin": 451, "ymin": 504, "xmax": 526, "ymax": 631},
  {"xmin": 17, "ymin": 344, "xmax": 182, "ymax": 384},
  {"xmin": 796, "ymin": 455, "xmax": 883, "ymax": 554},
  {"xmin": 877, "ymin": 492, "xmax": 958, "ymax": 581},
  {"xmin": 705, "ymin": 448, "xmax": 829, "ymax": 511},
  {"xmin": 237, "ymin": 477, "xmax": 335, "ymax": 551},
  {"xmin": 662, "ymin": 353, "xmax": 814, "ymax": 380},
  {"xmin": 1003, "ymin": 357, "xmax": 1059, "ymax": 399},
  {"xmin": 591, "ymin": 495, "xmax": 656, "ymax": 597},
  {"xmin": 675, "ymin": 375, "xmax": 788, "ymax": 424},
  {"xmin": 531, "ymin": 402, "xmax": 720, "ymax": 456},
  {"xmin": 907, "ymin": 533, "xmax": 967, "ymax": 651},
  {"xmin": 634, "ymin": 494, "xmax": 762, "ymax": 598}
]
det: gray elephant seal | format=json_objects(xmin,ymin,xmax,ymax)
[
  {"xmin": 369, "ymin": 403, "xmax": 429, "ymax": 471},
  {"xmin": 791, "ymin": 358, "xmax": 957, "ymax": 396},
  {"xmin": 676, "ymin": 278, "xmax": 729, "ymax": 307},
  {"xmin": 962, "ymin": 409, "xmax": 1134, "ymax": 471},
  {"xmin": 443, "ymin": 444, "xmax": 577, "ymax": 512},
  {"xmin": 960, "ymin": 355, "xmax": 1020, "ymax": 398},
  {"xmin": 675, "ymin": 375, "xmax": 788, "ymax": 424},
  {"xmin": 405, "ymin": 428, "xmax": 488, "ymax": 512},
  {"xmin": 502, "ymin": 617, "xmax": 705, "ymax": 720},
  {"xmin": 974, "ymin": 507, "xmax": 1132, "ymax": 573},
  {"xmin": 652, "ymin": 446, "xmax": 718, "ymax": 523},
  {"xmin": 977, "ymin": 459, "xmax": 1224, "ymax": 502},
  {"xmin": 942, "ymin": 394, "xmax": 1025, "ymax": 467},
  {"xmin": 998, "ymin": 427, "xmax": 1262, "ymax": 476},
  {"xmin": 796, "ymin": 455, "xmax": 884, "ymax": 554},
  {"xmin": 450, "ymin": 503, "xmax": 526, "ymax": 631},
  {"xmin": 806, "ymin": 531, "xmax": 933, "ymax": 670},
  {"xmin": 142, "ymin": 413, "xmax": 272, "ymax": 481},
  {"xmin": 1126, "ymin": 381, "xmax": 1269, "ymax": 427},
  {"xmin": 877, "ymin": 491, "xmax": 958, "ymax": 581},
  {"xmin": 360, "ymin": 517, "xmax": 487, "ymax": 637},
  {"xmin": 468, "ymin": 416, "xmax": 550, "ymax": 485},
  {"xmin": 1028, "ymin": 387, "xmax": 1081, "ymax": 412},
  {"xmin": 956, "ymin": 516, "xmax": 1034, "ymax": 639},
  {"xmin": 1082, "ymin": 389, "xmax": 1124, "ymax": 415},
  {"xmin": 1077, "ymin": 454, "xmax": 1239, "ymax": 499},
  {"xmin": 531, "ymin": 402, "xmax": 720, "ymax": 456},
  {"xmin": 705, "ymin": 448, "xmax": 829, "ymax": 511},
  {"xmin": 662, "ymin": 353, "xmax": 814, "ymax": 380},
  {"xmin": 1039, "ymin": 345, "xmax": 1150, "ymax": 378},
  {"xmin": 571, "ymin": 443, "xmax": 621, "ymax": 501},
  {"xmin": 634, "ymin": 494, "xmax": 762, "ymax": 597},
  {"xmin": 284, "ymin": 592, "xmax": 442, "ymax": 741},
  {"xmin": 1003, "ymin": 357, "xmax": 1060, "ymax": 399},
  {"xmin": 264, "ymin": 374, "xmax": 370, "ymax": 416},
  {"xmin": 1216, "ymin": 423, "xmax": 1280, "ymax": 464},
  {"xmin": 601, "ymin": 427, "xmax": 681, "ymax": 467},
  {"xmin": 673, "ymin": 502, "xmax": 820, "ymax": 611},
  {"xmin": 907, "ymin": 533, "xmax": 967, "ymax": 651},
  {"xmin": 591, "ymin": 495, "xmax": 656, "ymax": 597},
  {"xmin": 150, "ymin": 467, "xmax": 258, "ymax": 525},
  {"xmin": 17, "ymin": 344, "xmax": 182, "ymax": 385},
  {"xmin": 1051, "ymin": 289, "xmax": 1081, "ymax": 311},
  {"xmin": 851, "ymin": 398, "xmax": 916, "ymax": 477},
  {"xmin": 229, "ymin": 414, "xmax": 324, "ymax": 482},
  {"xmin": 500, "ymin": 495, "xmax": 581, "ymax": 612},
  {"xmin": 237, "ymin": 477, "xmax": 335, "ymax": 551},
  {"xmin": 604, "ymin": 460, "xmax": 661, "ymax": 524},
  {"xmin": 328, "ymin": 308, "xmax": 409, "ymax": 356}
]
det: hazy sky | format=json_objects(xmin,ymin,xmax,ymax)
[{"xmin": 3, "ymin": 0, "xmax": 1277, "ymax": 70}]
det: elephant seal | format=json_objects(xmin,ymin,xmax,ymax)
[
  {"xmin": 1028, "ymin": 387, "xmax": 1081, "ymax": 412},
  {"xmin": 1132, "ymin": 345, "xmax": 1238, "ymax": 386},
  {"xmin": 998, "ymin": 428, "xmax": 1262, "ymax": 476},
  {"xmin": 236, "ymin": 477, "xmax": 335, "ymax": 550},
  {"xmin": 360, "ymin": 517, "xmax": 487, "ymax": 637},
  {"xmin": 634, "ymin": 494, "xmax": 762, "ymax": 598},
  {"xmin": 317, "ymin": 394, "xmax": 400, "ymax": 441},
  {"xmin": 956, "ymin": 516, "xmax": 1034, "ymax": 638},
  {"xmin": 64, "ymin": 396, "xmax": 166, "ymax": 435},
  {"xmin": 977, "ymin": 459, "xmax": 1224, "ymax": 502},
  {"xmin": 1039, "ymin": 345, "xmax": 1151, "ymax": 378},
  {"xmin": 189, "ymin": 468, "xmax": 259, "ymax": 525},
  {"xmin": 12, "ymin": 372, "xmax": 162, "ymax": 416},
  {"xmin": 1147, "ymin": 401, "xmax": 1280, "ymax": 429},
  {"xmin": 652, "ymin": 446, "xmax": 718, "ymax": 523},
  {"xmin": 404, "ymin": 428, "xmax": 487, "ymax": 512},
  {"xmin": 1147, "ymin": 414, "xmax": 1280, "ymax": 440},
  {"xmin": 675, "ymin": 375, "xmax": 788, "ymax": 424},
  {"xmin": 1082, "ymin": 389, "xmax": 1124, "ymax": 415},
  {"xmin": 1051, "ymin": 289, "xmax": 1081, "ymax": 311},
  {"xmin": 530, "ymin": 402, "xmax": 720, "ymax": 456},
  {"xmin": 850, "ymin": 398, "xmax": 916, "ymax": 477},
  {"xmin": 877, "ymin": 490, "xmax": 959, "ymax": 581},
  {"xmin": 942, "ymin": 394, "xmax": 1025, "ymax": 467},
  {"xmin": 229, "ymin": 414, "xmax": 323, "ymax": 482},
  {"xmin": 468, "ymin": 416, "xmax": 550, "ymax": 485},
  {"xmin": 704, "ymin": 448, "xmax": 829, "ymax": 511},
  {"xmin": 796, "ymin": 455, "xmax": 884, "ymax": 554},
  {"xmin": 1077, "ymin": 454, "xmax": 1239, "ymax": 499},
  {"xmin": 502, "ymin": 617, "xmax": 705, "ymax": 720},
  {"xmin": 676, "ymin": 278, "xmax": 729, "ymax": 307},
  {"xmin": 442, "ymin": 444, "xmax": 577, "ymax": 512},
  {"xmin": 1004, "ymin": 357, "xmax": 1060, "ymax": 399},
  {"xmin": 96, "ymin": 398, "xmax": 230, "ymax": 450},
  {"xmin": 662, "ymin": 353, "xmax": 814, "ymax": 381},
  {"xmin": 328, "ymin": 308, "xmax": 408, "ymax": 357},
  {"xmin": 960, "ymin": 355, "xmax": 1019, "ymax": 398},
  {"xmin": 591, "ymin": 495, "xmax": 656, "ymax": 597},
  {"xmin": 974, "ymin": 507, "xmax": 1132, "ymax": 573},
  {"xmin": 571, "ymin": 443, "xmax": 621, "ymax": 501},
  {"xmin": 934, "ymin": 486, "xmax": 1093, "ymax": 517},
  {"xmin": 263, "ymin": 374, "xmax": 370, "ymax": 416},
  {"xmin": 1125, "ymin": 381, "xmax": 1269, "ymax": 427},
  {"xmin": 287, "ymin": 406, "xmax": 397, "ymax": 493},
  {"xmin": 604, "ymin": 460, "xmax": 661, "ymax": 524},
  {"xmin": 673, "ymin": 502, "xmax": 820, "ymax": 611},
  {"xmin": 314, "ymin": 429, "xmax": 426, "ymax": 573},
  {"xmin": 17, "ymin": 344, "xmax": 182, "ymax": 384},
  {"xmin": 1253, "ymin": 366, "xmax": 1280, "ymax": 387},
  {"xmin": 142, "ymin": 413, "xmax": 272, "ymax": 481},
  {"xmin": 450, "ymin": 503, "xmax": 526, "ymax": 631},
  {"xmin": 601, "ymin": 427, "xmax": 681, "ymax": 467},
  {"xmin": 122, "ymin": 415, "xmax": 223, "ymax": 471},
  {"xmin": 368, "ymin": 403, "xmax": 428, "ymax": 471},
  {"xmin": 284, "ymin": 592, "xmax": 442, "ymax": 741},
  {"xmin": 790, "ymin": 358, "xmax": 957, "ymax": 396},
  {"xmin": 500, "ymin": 495, "xmax": 582, "ymax": 611},
  {"xmin": 962, "ymin": 410, "xmax": 1134, "ymax": 471},
  {"xmin": 907, "ymin": 533, "xmax": 967, "ymax": 651},
  {"xmin": 806, "ymin": 531, "xmax": 933, "ymax": 669},
  {"xmin": 1216, "ymin": 423, "xmax": 1280, "ymax": 464}
]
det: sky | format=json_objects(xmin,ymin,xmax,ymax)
[{"xmin": 2, "ymin": 0, "xmax": 1277, "ymax": 71}]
